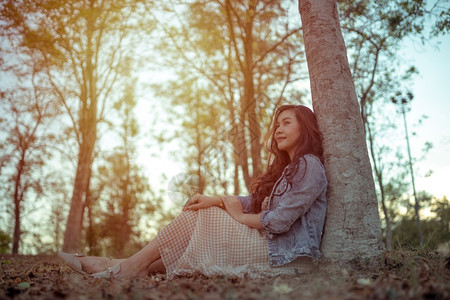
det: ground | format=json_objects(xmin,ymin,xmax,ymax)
[{"xmin": 0, "ymin": 250, "xmax": 448, "ymax": 299}]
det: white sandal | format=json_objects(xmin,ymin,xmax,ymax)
[
  {"xmin": 58, "ymin": 252, "xmax": 87, "ymax": 275},
  {"xmin": 91, "ymin": 262, "xmax": 122, "ymax": 278}
]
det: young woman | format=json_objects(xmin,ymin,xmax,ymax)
[{"xmin": 59, "ymin": 104, "xmax": 327, "ymax": 279}]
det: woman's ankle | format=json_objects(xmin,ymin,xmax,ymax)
[{"xmin": 78, "ymin": 257, "xmax": 110, "ymax": 274}]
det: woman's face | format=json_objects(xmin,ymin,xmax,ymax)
[{"xmin": 274, "ymin": 109, "xmax": 302, "ymax": 160}]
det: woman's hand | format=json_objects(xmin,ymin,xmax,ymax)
[
  {"xmin": 223, "ymin": 196, "xmax": 262, "ymax": 229},
  {"xmin": 222, "ymin": 196, "xmax": 244, "ymax": 222},
  {"xmin": 183, "ymin": 193, "xmax": 214, "ymax": 211}
]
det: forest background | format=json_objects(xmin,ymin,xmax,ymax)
[{"xmin": 0, "ymin": 0, "xmax": 449, "ymax": 258}]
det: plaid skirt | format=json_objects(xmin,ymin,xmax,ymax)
[{"xmin": 157, "ymin": 206, "xmax": 314, "ymax": 279}]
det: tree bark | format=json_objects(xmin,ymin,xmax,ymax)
[
  {"xmin": 62, "ymin": 139, "xmax": 95, "ymax": 252},
  {"xmin": 225, "ymin": 0, "xmax": 262, "ymax": 185},
  {"xmin": 236, "ymin": 119, "xmax": 252, "ymax": 191},
  {"xmin": 298, "ymin": 0, "xmax": 383, "ymax": 261},
  {"xmin": 242, "ymin": 1, "xmax": 262, "ymax": 180},
  {"xmin": 12, "ymin": 154, "xmax": 25, "ymax": 254},
  {"xmin": 120, "ymin": 203, "xmax": 130, "ymax": 257},
  {"xmin": 62, "ymin": 8, "xmax": 98, "ymax": 252},
  {"xmin": 366, "ymin": 120, "xmax": 393, "ymax": 251}
]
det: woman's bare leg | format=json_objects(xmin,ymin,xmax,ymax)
[
  {"xmin": 100, "ymin": 257, "xmax": 165, "ymax": 276},
  {"xmin": 116, "ymin": 238, "xmax": 161, "ymax": 277},
  {"xmin": 75, "ymin": 238, "xmax": 161, "ymax": 277},
  {"xmin": 147, "ymin": 258, "xmax": 166, "ymax": 275},
  {"xmin": 76, "ymin": 238, "xmax": 163, "ymax": 276}
]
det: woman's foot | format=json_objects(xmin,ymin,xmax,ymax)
[
  {"xmin": 91, "ymin": 259, "xmax": 149, "ymax": 278},
  {"xmin": 58, "ymin": 252, "xmax": 122, "ymax": 274},
  {"xmin": 91, "ymin": 262, "xmax": 122, "ymax": 278},
  {"xmin": 78, "ymin": 256, "xmax": 116, "ymax": 274},
  {"xmin": 58, "ymin": 252, "xmax": 87, "ymax": 275}
]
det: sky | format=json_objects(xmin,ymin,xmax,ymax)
[
  {"xmin": 398, "ymin": 34, "xmax": 450, "ymax": 199},
  {"xmin": 134, "ymin": 32, "xmax": 450, "ymax": 206}
]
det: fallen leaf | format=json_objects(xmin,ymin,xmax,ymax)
[
  {"xmin": 357, "ymin": 278, "xmax": 371, "ymax": 286},
  {"xmin": 273, "ymin": 282, "xmax": 293, "ymax": 294},
  {"xmin": 17, "ymin": 282, "xmax": 31, "ymax": 289}
]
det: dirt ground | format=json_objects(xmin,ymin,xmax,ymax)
[{"xmin": 0, "ymin": 250, "xmax": 448, "ymax": 299}]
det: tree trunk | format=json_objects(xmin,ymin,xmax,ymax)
[
  {"xmin": 225, "ymin": 0, "xmax": 262, "ymax": 186},
  {"xmin": 298, "ymin": 0, "xmax": 383, "ymax": 262},
  {"xmin": 63, "ymin": 11, "xmax": 98, "ymax": 252},
  {"xmin": 381, "ymin": 196, "xmax": 393, "ymax": 251},
  {"xmin": 62, "ymin": 141, "xmax": 95, "ymax": 252},
  {"xmin": 120, "ymin": 205, "xmax": 129, "ymax": 257},
  {"xmin": 12, "ymin": 190, "xmax": 21, "ymax": 254},
  {"xmin": 236, "ymin": 118, "xmax": 252, "ymax": 191},
  {"xmin": 242, "ymin": 0, "xmax": 262, "ymax": 180},
  {"xmin": 86, "ymin": 200, "xmax": 95, "ymax": 255},
  {"xmin": 367, "ymin": 120, "xmax": 393, "ymax": 251},
  {"xmin": 12, "ymin": 155, "xmax": 25, "ymax": 254},
  {"xmin": 233, "ymin": 155, "xmax": 240, "ymax": 196},
  {"xmin": 63, "ymin": 109, "xmax": 96, "ymax": 252},
  {"xmin": 374, "ymin": 162, "xmax": 393, "ymax": 251},
  {"xmin": 246, "ymin": 97, "xmax": 262, "ymax": 178},
  {"xmin": 84, "ymin": 165, "xmax": 95, "ymax": 255}
]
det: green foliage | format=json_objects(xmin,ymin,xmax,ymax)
[
  {"xmin": 392, "ymin": 195, "xmax": 450, "ymax": 250},
  {"xmin": 0, "ymin": 230, "xmax": 11, "ymax": 254}
]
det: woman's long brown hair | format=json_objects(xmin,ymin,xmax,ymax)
[{"xmin": 251, "ymin": 105, "xmax": 324, "ymax": 213}]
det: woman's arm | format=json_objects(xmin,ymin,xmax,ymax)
[
  {"xmin": 260, "ymin": 155, "xmax": 327, "ymax": 236},
  {"xmin": 236, "ymin": 213, "xmax": 262, "ymax": 229},
  {"xmin": 235, "ymin": 194, "xmax": 254, "ymax": 213},
  {"xmin": 184, "ymin": 194, "xmax": 263, "ymax": 228},
  {"xmin": 183, "ymin": 194, "xmax": 223, "ymax": 211},
  {"xmin": 222, "ymin": 196, "xmax": 262, "ymax": 229}
]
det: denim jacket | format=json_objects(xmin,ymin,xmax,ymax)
[{"xmin": 236, "ymin": 154, "xmax": 327, "ymax": 266}]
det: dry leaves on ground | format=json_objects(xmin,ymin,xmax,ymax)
[{"xmin": 0, "ymin": 250, "xmax": 448, "ymax": 299}]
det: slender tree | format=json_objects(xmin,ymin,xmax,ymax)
[
  {"xmin": 298, "ymin": 0, "xmax": 383, "ymax": 261},
  {"xmin": 337, "ymin": 0, "xmax": 449, "ymax": 250},
  {"xmin": 0, "ymin": 69, "xmax": 58, "ymax": 254},
  {"xmin": 0, "ymin": 0, "xmax": 152, "ymax": 251},
  {"xmin": 153, "ymin": 0, "xmax": 307, "ymax": 194}
]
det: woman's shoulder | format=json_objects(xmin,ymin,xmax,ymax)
[
  {"xmin": 296, "ymin": 154, "xmax": 324, "ymax": 169},
  {"xmin": 304, "ymin": 154, "xmax": 324, "ymax": 167},
  {"xmin": 290, "ymin": 154, "xmax": 325, "ymax": 180}
]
